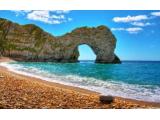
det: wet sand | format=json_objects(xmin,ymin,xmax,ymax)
[{"xmin": 0, "ymin": 57, "xmax": 160, "ymax": 109}]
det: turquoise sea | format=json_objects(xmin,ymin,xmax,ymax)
[{"xmin": 1, "ymin": 61, "xmax": 160, "ymax": 102}]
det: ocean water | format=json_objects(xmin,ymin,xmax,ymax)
[{"xmin": 1, "ymin": 61, "xmax": 160, "ymax": 102}]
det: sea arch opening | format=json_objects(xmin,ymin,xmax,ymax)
[{"xmin": 78, "ymin": 44, "xmax": 96, "ymax": 62}]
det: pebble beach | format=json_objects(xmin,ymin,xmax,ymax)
[{"xmin": 0, "ymin": 57, "xmax": 160, "ymax": 109}]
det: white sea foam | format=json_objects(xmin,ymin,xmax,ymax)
[{"xmin": 1, "ymin": 62, "xmax": 160, "ymax": 102}]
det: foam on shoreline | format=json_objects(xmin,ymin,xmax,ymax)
[{"xmin": 1, "ymin": 62, "xmax": 160, "ymax": 103}]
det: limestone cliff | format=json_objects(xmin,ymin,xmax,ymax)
[{"xmin": 0, "ymin": 18, "xmax": 121, "ymax": 63}]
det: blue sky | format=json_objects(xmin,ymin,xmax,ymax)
[{"xmin": 0, "ymin": 10, "xmax": 160, "ymax": 61}]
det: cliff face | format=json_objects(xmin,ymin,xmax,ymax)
[{"xmin": 0, "ymin": 18, "xmax": 120, "ymax": 63}]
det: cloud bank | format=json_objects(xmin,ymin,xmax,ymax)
[
  {"xmin": 112, "ymin": 11, "xmax": 160, "ymax": 34},
  {"xmin": 113, "ymin": 15, "xmax": 148, "ymax": 23},
  {"xmin": 13, "ymin": 10, "xmax": 72, "ymax": 24}
]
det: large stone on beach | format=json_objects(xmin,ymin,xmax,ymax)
[
  {"xmin": 0, "ymin": 18, "xmax": 121, "ymax": 63},
  {"xmin": 99, "ymin": 95, "xmax": 114, "ymax": 104}
]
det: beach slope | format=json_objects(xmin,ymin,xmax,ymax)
[{"xmin": 0, "ymin": 58, "xmax": 159, "ymax": 109}]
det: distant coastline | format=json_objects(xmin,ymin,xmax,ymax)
[
  {"xmin": 122, "ymin": 60, "xmax": 160, "ymax": 62},
  {"xmin": 80, "ymin": 60, "xmax": 160, "ymax": 62}
]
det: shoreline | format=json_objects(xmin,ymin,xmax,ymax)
[{"xmin": 0, "ymin": 57, "xmax": 160, "ymax": 108}]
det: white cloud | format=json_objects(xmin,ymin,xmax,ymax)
[
  {"xmin": 27, "ymin": 11, "xmax": 56, "ymax": 24},
  {"xmin": 111, "ymin": 27, "xmax": 143, "ymax": 34},
  {"xmin": 113, "ymin": 15, "xmax": 148, "ymax": 23},
  {"xmin": 13, "ymin": 10, "xmax": 32, "ymax": 16},
  {"xmin": 52, "ymin": 10, "xmax": 71, "ymax": 14},
  {"xmin": 151, "ymin": 11, "xmax": 160, "ymax": 16},
  {"xmin": 51, "ymin": 14, "xmax": 65, "ymax": 19},
  {"xmin": 131, "ymin": 22, "xmax": 151, "ymax": 27},
  {"xmin": 126, "ymin": 27, "xmax": 143, "ymax": 33},
  {"xmin": 12, "ymin": 10, "xmax": 72, "ymax": 24}
]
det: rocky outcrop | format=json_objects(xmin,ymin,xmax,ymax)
[{"xmin": 0, "ymin": 18, "xmax": 121, "ymax": 63}]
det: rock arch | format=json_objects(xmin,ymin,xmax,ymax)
[
  {"xmin": 0, "ymin": 18, "xmax": 121, "ymax": 63},
  {"xmin": 59, "ymin": 26, "xmax": 120, "ymax": 63}
]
